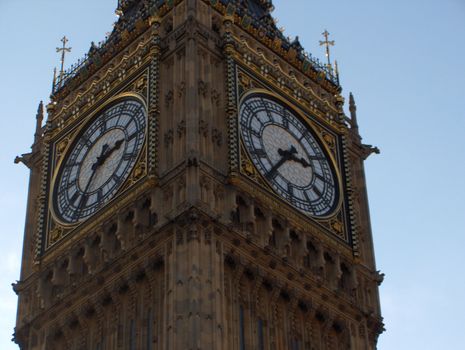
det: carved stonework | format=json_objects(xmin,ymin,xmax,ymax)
[
  {"xmin": 199, "ymin": 119, "xmax": 209, "ymax": 137},
  {"xmin": 164, "ymin": 129, "xmax": 174, "ymax": 146},
  {"xmin": 49, "ymin": 222, "xmax": 65, "ymax": 246},
  {"xmin": 177, "ymin": 120, "xmax": 186, "ymax": 138},
  {"xmin": 212, "ymin": 128, "xmax": 223, "ymax": 147}
]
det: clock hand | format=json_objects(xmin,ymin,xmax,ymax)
[
  {"xmin": 266, "ymin": 146, "xmax": 297, "ymax": 179},
  {"xmin": 288, "ymin": 153, "xmax": 324, "ymax": 168},
  {"xmin": 290, "ymin": 155, "xmax": 310, "ymax": 168},
  {"xmin": 92, "ymin": 139, "xmax": 124, "ymax": 169},
  {"xmin": 92, "ymin": 143, "xmax": 110, "ymax": 170},
  {"xmin": 266, "ymin": 156, "xmax": 289, "ymax": 179},
  {"xmin": 77, "ymin": 166, "xmax": 98, "ymax": 211}
]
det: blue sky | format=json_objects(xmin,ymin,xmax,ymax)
[{"xmin": 0, "ymin": 0, "xmax": 464, "ymax": 349}]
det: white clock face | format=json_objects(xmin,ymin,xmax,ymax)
[
  {"xmin": 53, "ymin": 98, "xmax": 146, "ymax": 224},
  {"xmin": 240, "ymin": 94, "xmax": 339, "ymax": 217}
]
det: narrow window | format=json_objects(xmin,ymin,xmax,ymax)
[
  {"xmin": 258, "ymin": 318, "xmax": 265, "ymax": 350},
  {"xmin": 291, "ymin": 338, "xmax": 301, "ymax": 350},
  {"xmin": 129, "ymin": 319, "xmax": 136, "ymax": 350},
  {"xmin": 147, "ymin": 308, "xmax": 153, "ymax": 350},
  {"xmin": 239, "ymin": 306, "xmax": 246, "ymax": 350}
]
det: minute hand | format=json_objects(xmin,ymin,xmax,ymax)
[
  {"xmin": 93, "ymin": 139, "xmax": 124, "ymax": 169},
  {"xmin": 266, "ymin": 154, "xmax": 291, "ymax": 179}
]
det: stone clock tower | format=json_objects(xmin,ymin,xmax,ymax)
[{"xmin": 14, "ymin": 0, "xmax": 384, "ymax": 349}]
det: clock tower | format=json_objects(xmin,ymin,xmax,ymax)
[{"xmin": 14, "ymin": 1, "xmax": 384, "ymax": 349}]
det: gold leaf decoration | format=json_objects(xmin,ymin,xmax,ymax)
[
  {"xmin": 56, "ymin": 137, "xmax": 70, "ymax": 161},
  {"xmin": 240, "ymin": 145, "xmax": 270, "ymax": 190},
  {"xmin": 49, "ymin": 224, "xmax": 65, "ymax": 245},
  {"xmin": 322, "ymin": 132, "xmax": 336, "ymax": 150},
  {"xmin": 330, "ymin": 219, "xmax": 344, "ymax": 235}
]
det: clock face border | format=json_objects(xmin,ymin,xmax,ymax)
[
  {"xmin": 238, "ymin": 89, "xmax": 344, "ymax": 220},
  {"xmin": 49, "ymin": 92, "xmax": 148, "ymax": 227}
]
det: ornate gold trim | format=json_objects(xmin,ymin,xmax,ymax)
[
  {"xmin": 237, "ymin": 88, "xmax": 344, "ymax": 221},
  {"xmin": 48, "ymin": 92, "xmax": 149, "ymax": 230},
  {"xmin": 236, "ymin": 68, "xmax": 347, "ymax": 136}
]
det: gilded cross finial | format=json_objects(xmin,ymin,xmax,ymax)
[
  {"xmin": 319, "ymin": 30, "xmax": 335, "ymax": 70},
  {"xmin": 56, "ymin": 36, "xmax": 72, "ymax": 85}
]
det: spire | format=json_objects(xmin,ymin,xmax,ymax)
[
  {"xmin": 349, "ymin": 92, "xmax": 359, "ymax": 131},
  {"xmin": 34, "ymin": 101, "xmax": 44, "ymax": 144},
  {"xmin": 14, "ymin": 101, "xmax": 44, "ymax": 167},
  {"xmin": 334, "ymin": 60, "xmax": 340, "ymax": 83},
  {"xmin": 52, "ymin": 67, "xmax": 57, "ymax": 93}
]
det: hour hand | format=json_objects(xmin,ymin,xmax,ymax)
[
  {"xmin": 103, "ymin": 139, "xmax": 124, "ymax": 159},
  {"xmin": 293, "ymin": 154, "xmax": 325, "ymax": 168},
  {"xmin": 93, "ymin": 139, "xmax": 125, "ymax": 169},
  {"xmin": 296, "ymin": 157, "xmax": 310, "ymax": 168},
  {"xmin": 92, "ymin": 144, "xmax": 110, "ymax": 170}
]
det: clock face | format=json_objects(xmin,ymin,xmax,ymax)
[
  {"xmin": 53, "ymin": 98, "xmax": 147, "ymax": 224},
  {"xmin": 239, "ymin": 94, "xmax": 339, "ymax": 217}
]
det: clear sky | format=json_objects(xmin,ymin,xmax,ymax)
[{"xmin": 0, "ymin": 0, "xmax": 464, "ymax": 349}]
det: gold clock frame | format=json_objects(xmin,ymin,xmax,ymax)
[
  {"xmin": 238, "ymin": 88, "xmax": 344, "ymax": 220},
  {"xmin": 49, "ymin": 92, "xmax": 149, "ymax": 228}
]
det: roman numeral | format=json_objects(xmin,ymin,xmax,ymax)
[
  {"xmin": 125, "ymin": 118, "xmax": 134, "ymax": 128},
  {"xmin": 262, "ymin": 100, "xmax": 275, "ymax": 122},
  {"xmin": 314, "ymin": 173, "xmax": 330, "ymax": 184},
  {"xmin": 70, "ymin": 191, "xmax": 80, "ymax": 205},
  {"xmin": 79, "ymin": 194, "xmax": 89, "ymax": 209},
  {"xmin": 252, "ymin": 148, "xmax": 267, "ymax": 158},
  {"xmin": 282, "ymin": 116, "xmax": 289, "ymax": 128},
  {"xmin": 122, "ymin": 152, "xmax": 135, "ymax": 161},
  {"xmin": 299, "ymin": 130, "xmax": 309, "ymax": 141},
  {"xmin": 80, "ymin": 134, "xmax": 93, "ymax": 148},
  {"xmin": 303, "ymin": 190, "xmax": 313, "ymax": 204},
  {"xmin": 64, "ymin": 181, "xmax": 76, "ymax": 192},
  {"xmin": 66, "ymin": 161, "xmax": 81, "ymax": 169},
  {"xmin": 287, "ymin": 183, "xmax": 295, "ymax": 197},
  {"xmin": 312, "ymin": 186, "xmax": 323, "ymax": 198},
  {"xmin": 97, "ymin": 189, "xmax": 103, "ymax": 201},
  {"xmin": 111, "ymin": 173, "xmax": 122, "ymax": 184},
  {"xmin": 127, "ymin": 132, "xmax": 138, "ymax": 141},
  {"xmin": 99, "ymin": 120, "xmax": 107, "ymax": 133}
]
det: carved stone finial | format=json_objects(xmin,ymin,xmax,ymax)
[
  {"xmin": 34, "ymin": 101, "xmax": 44, "ymax": 143},
  {"xmin": 349, "ymin": 92, "xmax": 359, "ymax": 131}
]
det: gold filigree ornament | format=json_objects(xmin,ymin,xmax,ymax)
[
  {"xmin": 49, "ymin": 223, "xmax": 65, "ymax": 245},
  {"xmin": 322, "ymin": 132, "xmax": 336, "ymax": 150},
  {"xmin": 242, "ymin": 157, "xmax": 256, "ymax": 177},
  {"xmin": 240, "ymin": 146, "xmax": 270, "ymax": 190},
  {"xmin": 239, "ymin": 73, "xmax": 252, "ymax": 91},
  {"xmin": 56, "ymin": 137, "xmax": 70, "ymax": 161},
  {"xmin": 135, "ymin": 75, "xmax": 147, "ymax": 93},
  {"xmin": 330, "ymin": 219, "xmax": 344, "ymax": 236},
  {"xmin": 133, "ymin": 161, "xmax": 146, "ymax": 181}
]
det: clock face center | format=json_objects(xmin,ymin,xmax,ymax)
[
  {"xmin": 53, "ymin": 97, "xmax": 147, "ymax": 224},
  {"xmin": 78, "ymin": 128, "xmax": 126, "ymax": 192},
  {"xmin": 262, "ymin": 125, "xmax": 313, "ymax": 187},
  {"xmin": 239, "ymin": 93, "xmax": 340, "ymax": 217}
]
